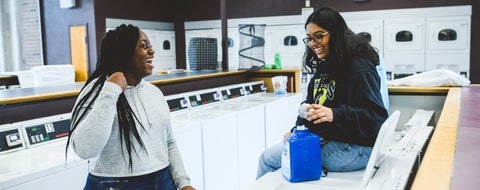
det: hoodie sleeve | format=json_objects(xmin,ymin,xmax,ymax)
[{"xmin": 70, "ymin": 81, "xmax": 123, "ymax": 159}]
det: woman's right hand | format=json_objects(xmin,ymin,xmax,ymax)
[{"xmin": 107, "ymin": 72, "xmax": 127, "ymax": 91}]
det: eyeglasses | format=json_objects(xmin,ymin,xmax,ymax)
[{"xmin": 302, "ymin": 32, "xmax": 329, "ymax": 46}]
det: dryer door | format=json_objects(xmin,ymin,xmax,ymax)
[
  {"xmin": 384, "ymin": 18, "xmax": 425, "ymax": 52},
  {"xmin": 427, "ymin": 16, "xmax": 470, "ymax": 51}
]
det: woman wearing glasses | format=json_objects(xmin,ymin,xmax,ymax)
[{"xmin": 256, "ymin": 7, "xmax": 388, "ymax": 179}]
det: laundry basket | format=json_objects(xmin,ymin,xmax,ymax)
[
  {"xmin": 188, "ymin": 37, "xmax": 218, "ymax": 70},
  {"xmin": 30, "ymin": 65, "xmax": 75, "ymax": 87},
  {"xmin": 238, "ymin": 24, "xmax": 266, "ymax": 70}
]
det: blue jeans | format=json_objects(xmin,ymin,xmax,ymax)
[
  {"xmin": 256, "ymin": 141, "xmax": 372, "ymax": 179},
  {"xmin": 84, "ymin": 166, "xmax": 176, "ymax": 190}
]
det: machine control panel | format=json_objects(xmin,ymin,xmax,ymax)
[
  {"xmin": 221, "ymin": 87, "xmax": 246, "ymax": 101},
  {"xmin": 23, "ymin": 119, "xmax": 70, "ymax": 147},
  {"xmin": 167, "ymin": 96, "xmax": 190, "ymax": 112},
  {"xmin": 188, "ymin": 91, "xmax": 221, "ymax": 108},
  {"xmin": 0, "ymin": 125, "xmax": 24, "ymax": 154},
  {"xmin": 244, "ymin": 83, "xmax": 267, "ymax": 95}
]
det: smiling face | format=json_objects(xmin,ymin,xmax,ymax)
[
  {"xmin": 305, "ymin": 23, "xmax": 330, "ymax": 59},
  {"xmin": 125, "ymin": 31, "xmax": 155, "ymax": 85}
]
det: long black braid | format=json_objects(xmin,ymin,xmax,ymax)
[{"xmin": 65, "ymin": 24, "xmax": 147, "ymax": 170}]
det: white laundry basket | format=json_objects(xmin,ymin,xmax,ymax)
[{"xmin": 30, "ymin": 65, "xmax": 75, "ymax": 87}]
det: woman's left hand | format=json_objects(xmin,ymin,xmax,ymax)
[{"xmin": 306, "ymin": 104, "xmax": 333, "ymax": 124}]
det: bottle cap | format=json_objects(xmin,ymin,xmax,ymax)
[{"xmin": 297, "ymin": 125, "xmax": 306, "ymax": 130}]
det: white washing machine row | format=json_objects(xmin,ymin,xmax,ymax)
[
  {"xmin": 0, "ymin": 113, "xmax": 88, "ymax": 190},
  {"xmin": 165, "ymin": 81, "xmax": 303, "ymax": 190},
  {"xmin": 166, "ymin": 81, "xmax": 263, "ymax": 190}
]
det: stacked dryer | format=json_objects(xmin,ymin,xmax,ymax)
[
  {"xmin": 426, "ymin": 16, "xmax": 470, "ymax": 78},
  {"xmin": 384, "ymin": 18, "xmax": 426, "ymax": 80},
  {"xmin": 145, "ymin": 30, "xmax": 176, "ymax": 70},
  {"xmin": 347, "ymin": 19, "xmax": 384, "ymax": 55},
  {"xmin": 265, "ymin": 25, "xmax": 305, "ymax": 69}
]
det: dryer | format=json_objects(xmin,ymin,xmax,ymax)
[
  {"xmin": 347, "ymin": 19, "xmax": 384, "ymax": 54},
  {"xmin": 384, "ymin": 18, "xmax": 425, "ymax": 80},
  {"xmin": 268, "ymin": 25, "xmax": 305, "ymax": 69},
  {"xmin": 143, "ymin": 30, "xmax": 176, "ymax": 70},
  {"xmin": 426, "ymin": 16, "xmax": 470, "ymax": 78}
]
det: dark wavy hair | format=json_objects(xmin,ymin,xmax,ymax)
[
  {"xmin": 302, "ymin": 7, "xmax": 379, "ymax": 79},
  {"xmin": 65, "ymin": 24, "xmax": 146, "ymax": 170}
]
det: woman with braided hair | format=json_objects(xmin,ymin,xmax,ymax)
[{"xmin": 66, "ymin": 24, "xmax": 195, "ymax": 190}]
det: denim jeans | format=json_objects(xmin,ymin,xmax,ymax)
[
  {"xmin": 256, "ymin": 141, "xmax": 372, "ymax": 179},
  {"xmin": 84, "ymin": 166, "xmax": 176, "ymax": 190}
]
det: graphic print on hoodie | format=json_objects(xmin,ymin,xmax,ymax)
[{"xmin": 313, "ymin": 73, "xmax": 335, "ymax": 105}]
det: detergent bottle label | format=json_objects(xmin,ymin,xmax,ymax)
[{"xmin": 281, "ymin": 141, "xmax": 291, "ymax": 180}]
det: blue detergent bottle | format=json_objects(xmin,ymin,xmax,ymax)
[{"xmin": 281, "ymin": 125, "xmax": 321, "ymax": 182}]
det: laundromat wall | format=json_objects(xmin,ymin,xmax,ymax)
[{"xmin": 184, "ymin": 6, "xmax": 471, "ymax": 80}]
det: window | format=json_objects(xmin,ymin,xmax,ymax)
[{"xmin": 0, "ymin": 0, "xmax": 43, "ymax": 72}]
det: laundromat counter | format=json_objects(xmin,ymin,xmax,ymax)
[
  {"xmin": 0, "ymin": 69, "xmax": 301, "ymax": 124},
  {"xmin": 390, "ymin": 85, "xmax": 480, "ymax": 190}
]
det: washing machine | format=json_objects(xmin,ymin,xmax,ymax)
[
  {"xmin": 0, "ymin": 113, "xmax": 88, "ymax": 190},
  {"xmin": 237, "ymin": 85, "xmax": 303, "ymax": 148},
  {"xmin": 197, "ymin": 83, "xmax": 266, "ymax": 189},
  {"xmin": 165, "ymin": 93, "xmax": 204, "ymax": 190},
  {"xmin": 168, "ymin": 89, "xmax": 239, "ymax": 190},
  {"xmin": 426, "ymin": 16, "xmax": 470, "ymax": 78},
  {"xmin": 384, "ymin": 18, "xmax": 425, "ymax": 80}
]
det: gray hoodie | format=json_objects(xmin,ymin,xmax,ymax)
[{"xmin": 70, "ymin": 79, "xmax": 191, "ymax": 188}]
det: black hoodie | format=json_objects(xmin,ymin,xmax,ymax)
[{"xmin": 296, "ymin": 57, "xmax": 388, "ymax": 147}]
